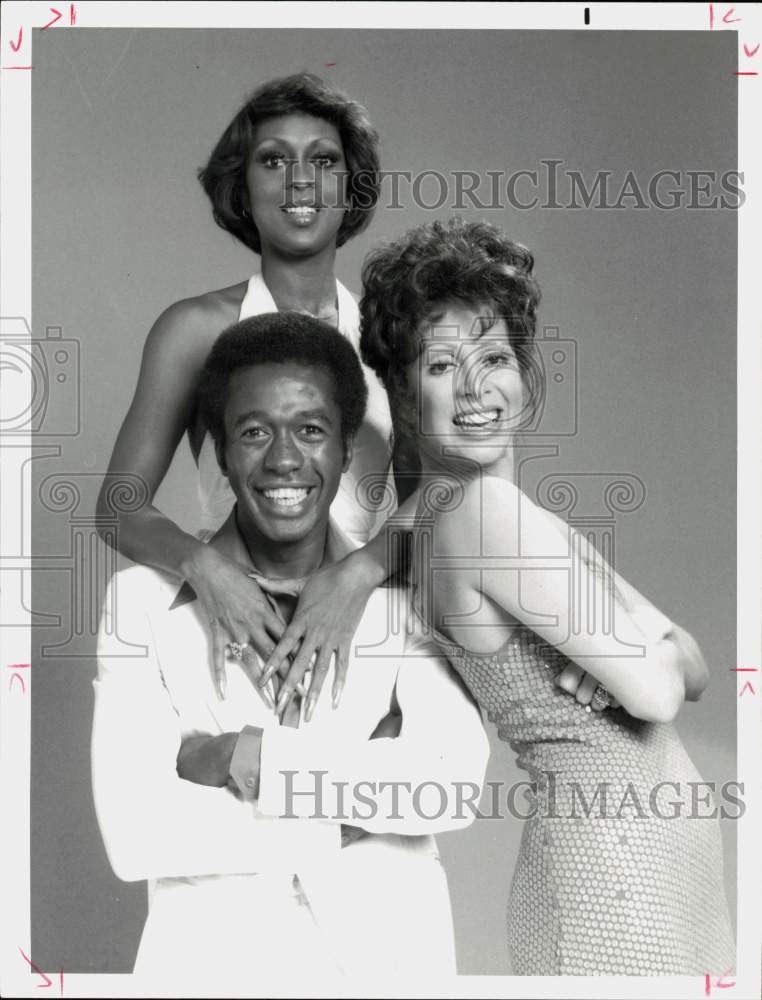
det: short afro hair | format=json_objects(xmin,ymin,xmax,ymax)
[
  {"xmin": 199, "ymin": 312, "xmax": 368, "ymax": 451},
  {"xmin": 359, "ymin": 217, "xmax": 542, "ymax": 441},
  {"xmin": 198, "ymin": 72, "xmax": 380, "ymax": 255}
]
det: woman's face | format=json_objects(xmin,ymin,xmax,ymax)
[
  {"xmin": 408, "ymin": 303, "xmax": 528, "ymax": 477},
  {"xmin": 246, "ymin": 113, "xmax": 348, "ymax": 259}
]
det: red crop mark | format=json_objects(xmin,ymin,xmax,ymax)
[
  {"xmin": 7, "ymin": 663, "xmax": 30, "ymax": 693},
  {"xmin": 9, "ymin": 27, "xmax": 23, "ymax": 52},
  {"xmin": 722, "ymin": 7, "xmax": 742, "ymax": 24},
  {"xmin": 41, "ymin": 8, "xmax": 63, "ymax": 30},
  {"xmin": 70, "ymin": 4, "xmax": 76, "ymax": 25},
  {"xmin": 59, "ymin": 969, "xmax": 64, "ymax": 997},
  {"xmin": 705, "ymin": 968, "xmax": 738, "ymax": 993},
  {"xmin": 731, "ymin": 668, "xmax": 758, "ymax": 695},
  {"xmin": 18, "ymin": 947, "xmax": 53, "ymax": 988},
  {"xmin": 744, "ymin": 42, "xmax": 760, "ymax": 56},
  {"xmin": 324, "ymin": 63, "xmax": 336, "ymax": 67}
]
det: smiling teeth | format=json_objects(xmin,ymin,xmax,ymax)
[
  {"xmin": 262, "ymin": 487, "xmax": 310, "ymax": 507},
  {"xmin": 284, "ymin": 206, "xmax": 317, "ymax": 215},
  {"xmin": 454, "ymin": 409, "xmax": 501, "ymax": 427}
]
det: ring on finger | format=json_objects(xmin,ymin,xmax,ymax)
[
  {"xmin": 228, "ymin": 641, "xmax": 250, "ymax": 661},
  {"xmin": 591, "ymin": 683, "xmax": 612, "ymax": 710}
]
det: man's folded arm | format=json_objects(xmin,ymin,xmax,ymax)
[
  {"xmin": 253, "ymin": 637, "xmax": 490, "ymax": 836},
  {"xmin": 91, "ymin": 572, "xmax": 337, "ymax": 883}
]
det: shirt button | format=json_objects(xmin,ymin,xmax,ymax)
[{"xmin": 245, "ymin": 777, "xmax": 256, "ymax": 788}]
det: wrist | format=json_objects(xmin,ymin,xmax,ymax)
[
  {"xmin": 346, "ymin": 544, "xmax": 387, "ymax": 590},
  {"xmin": 180, "ymin": 539, "xmax": 218, "ymax": 585}
]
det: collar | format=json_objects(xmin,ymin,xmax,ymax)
[
  {"xmin": 240, "ymin": 272, "xmax": 359, "ymax": 346},
  {"xmin": 169, "ymin": 510, "xmax": 358, "ymax": 610}
]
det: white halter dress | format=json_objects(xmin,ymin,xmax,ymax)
[{"xmin": 196, "ymin": 273, "xmax": 396, "ymax": 546}]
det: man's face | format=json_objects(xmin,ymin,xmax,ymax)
[{"xmin": 219, "ymin": 362, "xmax": 351, "ymax": 548}]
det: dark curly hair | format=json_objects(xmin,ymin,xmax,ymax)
[
  {"xmin": 199, "ymin": 312, "xmax": 368, "ymax": 451},
  {"xmin": 359, "ymin": 218, "xmax": 543, "ymax": 443},
  {"xmin": 198, "ymin": 72, "xmax": 380, "ymax": 255}
]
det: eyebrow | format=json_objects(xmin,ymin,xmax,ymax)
[
  {"xmin": 232, "ymin": 408, "xmax": 335, "ymax": 429},
  {"xmin": 252, "ymin": 136, "xmax": 342, "ymax": 149}
]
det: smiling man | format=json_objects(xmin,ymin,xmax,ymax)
[{"xmin": 91, "ymin": 312, "xmax": 489, "ymax": 990}]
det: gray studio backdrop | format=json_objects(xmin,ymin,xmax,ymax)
[{"xmin": 31, "ymin": 29, "xmax": 737, "ymax": 976}]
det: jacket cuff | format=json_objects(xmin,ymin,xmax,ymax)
[{"xmin": 229, "ymin": 725, "xmax": 264, "ymax": 802}]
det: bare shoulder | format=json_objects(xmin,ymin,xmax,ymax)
[
  {"xmin": 442, "ymin": 474, "xmax": 558, "ymax": 558},
  {"xmin": 466, "ymin": 474, "xmax": 522, "ymax": 512},
  {"xmin": 480, "ymin": 474, "xmax": 567, "ymax": 555},
  {"xmin": 146, "ymin": 280, "xmax": 248, "ymax": 361},
  {"xmin": 441, "ymin": 474, "xmax": 522, "ymax": 532}
]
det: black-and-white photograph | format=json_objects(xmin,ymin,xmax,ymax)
[{"xmin": 1, "ymin": 3, "xmax": 760, "ymax": 998}]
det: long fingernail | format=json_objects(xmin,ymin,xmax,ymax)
[
  {"xmin": 218, "ymin": 677, "xmax": 227, "ymax": 700},
  {"xmin": 332, "ymin": 681, "xmax": 344, "ymax": 710},
  {"xmin": 262, "ymin": 689, "xmax": 275, "ymax": 710},
  {"xmin": 259, "ymin": 668, "xmax": 273, "ymax": 688},
  {"xmin": 305, "ymin": 697, "xmax": 315, "ymax": 723},
  {"xmin": 296, "ymin": 682, "xmax": 307, "ymax": 698},
  {"xmin": 277, "ymin": 689, "xmax": 290, "ymax": 715}
]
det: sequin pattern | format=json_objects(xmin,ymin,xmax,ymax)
[{"xmin": 452, "ymin": 626, "xmax": 736, "ymax": 976}]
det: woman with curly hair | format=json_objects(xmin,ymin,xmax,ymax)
[
  {"xmin": 98, "ymin": 72, "xmax": 398, "ymax": 704},
  {"xmin": 357, "ymin": 217, "xmax": 735, "ymax": 976}
]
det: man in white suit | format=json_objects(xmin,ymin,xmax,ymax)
[{"xmin": 92, "ymin": 313, "xmax": 490, "ymax": 990}]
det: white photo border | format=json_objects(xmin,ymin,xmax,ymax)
[{"xmin": 1, "ymin": 2, "xmax": 759, "ymax": 998}]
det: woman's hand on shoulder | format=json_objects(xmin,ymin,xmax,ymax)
[
  {"xmin": 183, "ymin": 543, "xmax": 288, "ymax": 706},
  {"xmin": 259, "ymin": 547, "xmax": 383, "ymax": 721}
]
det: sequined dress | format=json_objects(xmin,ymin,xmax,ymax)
[{"xmin": 449, "ymin": 625, "xmax": 736, "ymax": 976}]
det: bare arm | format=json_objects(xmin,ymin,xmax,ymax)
[
  {"xmin": 96, "ymin": 299, "xmax": 286, "ymax": 696},
  {"xmin": 96, "ymin": 298, "xmax": 211, "ymax": 576},
  {"xmin": 476, "ymin": 476, "xmax": 702, "ymax": 723},
  {"xmin": 533, "ymin": 499, "xmax": 708, "ymax": 703}
]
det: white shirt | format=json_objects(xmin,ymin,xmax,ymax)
[{"xmin": 91, "ymin": 528, "xmax": 489, "ymax": 984}]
